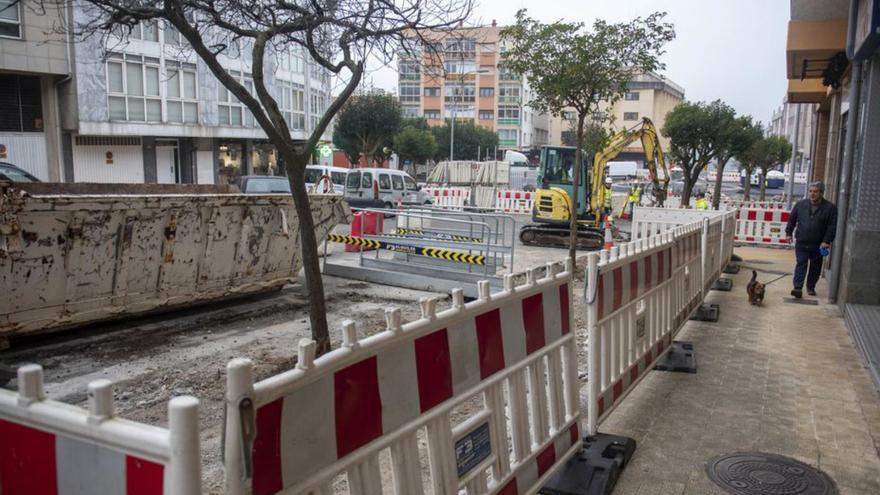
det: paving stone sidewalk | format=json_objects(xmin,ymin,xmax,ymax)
[{"xmin": 602, "ymin": 246, "xmax": 880, "ymax": 495}]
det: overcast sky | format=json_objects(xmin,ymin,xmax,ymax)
[{"xmin": 356, "ymin": 0, "xmax": 790, "ymax": 125}]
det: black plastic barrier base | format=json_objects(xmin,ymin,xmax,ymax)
[
  {"xmin": 723, "ymin": 262, "xmax": 741, "ymax": 274},
  {"xmin": 690, "ymin": 303, "xmax": 720, "ymax": 322},
  {"xmin": 712, "ymin": 278, "xmax": 733, "ymax": 291},
  {"xmin": 540, "ymin": 433, "xmax": 637, "ymax": 495},
  {"xmin": 654, "ymin": 341, "xmax": 696, "ymax": 373}
]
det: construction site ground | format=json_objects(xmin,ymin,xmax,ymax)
[{"xmin": 605, "ymin": 246, "xmax": 880, "ymax": 495}]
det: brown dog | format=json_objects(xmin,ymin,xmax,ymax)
[{"xmin": 747, "ymin": 270, "xmax": 766, "ymax": 305}]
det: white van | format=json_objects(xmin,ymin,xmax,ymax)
[
  {"xmin": 344, "ymin": 168, "xmax": 432, "ymax": 208},
  {"xmin": 304, "ymin": 165, "xmax": 348, "ymax": 194}
]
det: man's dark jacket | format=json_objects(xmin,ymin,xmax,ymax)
[{"xmin": 785, "ymin": 198, "xmax": 838, "ymax": 246}]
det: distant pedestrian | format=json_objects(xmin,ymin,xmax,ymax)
[
  {"xmin": 785, "ymin": 181, "xmax": 837, "ymax": 298},
  {"xmin": 603, "ymin": 178, "xmax": 613, "ymax": 217},
  {"xmin": 695, "ymin": 191, "xmax": 709, "ymax": 210}
]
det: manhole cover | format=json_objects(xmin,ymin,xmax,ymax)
[{"xmin": 706, "ymin": 453, "xmax": 837, "ymax": 495}]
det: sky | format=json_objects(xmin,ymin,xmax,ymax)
[{"xmin": 356, "ymin": 0, "xmax": 791, "ymax": 125}]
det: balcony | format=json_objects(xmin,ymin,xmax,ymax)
[{"xmin": 497, "ymin": 118, "xmax": 520, "ymax": 126}]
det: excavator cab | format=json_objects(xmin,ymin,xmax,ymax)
[{"xmin": 532, "ymin": 146, "xmax": 593, "ymax": 225}]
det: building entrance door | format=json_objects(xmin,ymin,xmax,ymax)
[{"xmin": 156, "ymin": 140, "xmax": 180, "ymax": 184}]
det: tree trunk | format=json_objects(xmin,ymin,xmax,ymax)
[
  {"xmin": 680, "ymin": 170, "xmax": 693, "ymax": 208},
  {"xmin": 759, "ymin": 171, "xmax": 767, "ymax": 201},
  {"xmin": 743, "ymin": 176, "xmax": 751, "ymax": 201},
  {"xmin": 285, "ymin": 154, "xmax": 332, "ymax": 356},
  {"xmin": 569, "ymin": 115, "xmax": 585, "ymax": 263},
  {"xmin": 713, "ymin": 159, "xmax": 726, "ymax": 209}
]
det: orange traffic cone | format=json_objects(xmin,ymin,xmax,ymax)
[{"xmin": 603, "ymin": 215, "xmax": 614, "ymax": 250}]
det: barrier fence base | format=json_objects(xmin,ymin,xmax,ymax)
[
  {"xmin": 540, "ymin": 434, "xmax": 637, "ymax": 495},
  {"xmin": 723, "ymin": 262, "xmax": 741, "ymax": 274},
  {"xmin": 690, "ymin": 303, "xmax": 720, "ymax": 322},
  {"xmin": 653, "ymin": 341, "xmax": 697, "ymax": 373},
  {"xmin": 712, "ymin": 278, "xmax": 733, "ymax": 291}
]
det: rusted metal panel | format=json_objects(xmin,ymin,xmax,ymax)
[{"xmin": 0, "ymin": 184, "xmax": 350, "ymax": 340}]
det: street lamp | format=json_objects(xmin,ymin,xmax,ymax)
[{"xmin": 449, "ymin": 68, "xmax": 490, "ymax": 161}]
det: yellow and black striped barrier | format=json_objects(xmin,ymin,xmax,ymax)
[
  {"xmin": 392, "ymin": 228, "xmax": 482, "ymax": 243},
  {"xmin": 327, "ymin": 234, "xmax": 485, "ymax": 265}
]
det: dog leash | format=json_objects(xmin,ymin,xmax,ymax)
[{"xmin": 761, "ymin": 273, "xmax": 790, "ymax": 286}]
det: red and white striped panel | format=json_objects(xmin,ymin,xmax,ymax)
[
  {"xmin": 495, "ymin": 189, "xmax": 535, "ymax": 214},
  {"xmin": 734, "ymin": 208, "xmax": 791, "ymax": 246},
  {"xmin": 250, "ymin": 283, "xmax": 573, "ymax": 495},
  {"xmin": 596, "ymin": 247, "xmax": 672, "ymax": 322},
  {"xmin": 494, "ymin": 421, "xmax": 580, "ymax": 495},
  {"xmin": 0, "ymin": 419, "xmax": 164, "ymax": 495}
]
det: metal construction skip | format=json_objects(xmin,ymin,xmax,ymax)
[{"xmin": 0, "ymin": 183, "xmax": 350, "ymax": 342}]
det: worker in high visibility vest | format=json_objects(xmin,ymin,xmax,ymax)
[
  {"xmin": 604, "ymin": 178, "xmax": 613, "ymax": 217},
  {"xmin": 627, "ymin": 184, "xmax": 642, "ymax": 218},
  {"xmin": 695, "ymin": 191, "xmax": 709, "ymax": 210}
]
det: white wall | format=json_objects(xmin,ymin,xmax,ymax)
[
  {"xmin": 0, "ymin": 133, "xmax": 49, "ymax": 181},
  {"xmin": 73, "ymin": 144, "xmax": 144, "ymax": 183}
]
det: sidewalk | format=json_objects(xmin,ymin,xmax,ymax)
[{"xmin": 602, "ymin": 246, "xmax": 880, "ymax": 495}]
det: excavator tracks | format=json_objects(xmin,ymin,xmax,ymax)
[{"xmin": 519, "ymin": 224, "xmax": 606, "ymax": 250}]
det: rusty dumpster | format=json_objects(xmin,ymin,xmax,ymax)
[{"xmin": 0, "ymin": 183, "xmax": 350, "ymax": 344}]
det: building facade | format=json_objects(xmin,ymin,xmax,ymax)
[
  {"xmin": 768, "ymin": 98, "xmax": 817, "ymax": 175},
  {"xmin": 396, "ymin": 24, "xmax": 549, "ymax": 154},
  {"xmin": 1, "ymin": 4, "xmax": 333, "ymax": 184},
  {"xmin": 547, "ymin": 72, "xmax": 685, "ymax": 163},
  {"xmin": 0, "ymin": 0, "xmax": 69, "ymax": 181},
  {"xmin": 783, "ymin": 0, "xmax": 880, "ymax": 307}
]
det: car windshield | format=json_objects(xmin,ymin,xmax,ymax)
[
  {"xmin": 331, "ymin": 172, "xmax": 346, "ymax": 185},
  {"xmin": 0, "ymin": 165, "xmax": 38, "ymax": 183},
  {"xmin": 244, "ymin": 178, "xmax": 291, "ymax": 193},
  {"xmin": 304, "ymin": 168, "xmax": 324, "ymax": 183}
]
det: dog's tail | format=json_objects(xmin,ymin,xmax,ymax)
[{"xmin": 751, "ymin": 270, "xmax": 757, "ymax": 282}]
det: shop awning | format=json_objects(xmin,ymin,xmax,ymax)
[{"xmin": 786, "ymin": 19, "xmax": 847, "ymax": 80}]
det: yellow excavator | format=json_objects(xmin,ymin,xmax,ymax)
[{"xmin": 519, "ymin": 117, "xmax": 670, "ymax": 248}]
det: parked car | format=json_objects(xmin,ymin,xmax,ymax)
[
  {"xmin": 305, "ymin": 165, "xmax": 348, "ymax": 194},
  {"xmin": 344, "ymin": 168, "xmax": 431, "ymax": 209},
  {"xmin": 0, "ymin": 162, "xmax": 40, "ymax": 183},
  {"xmin": 239, "ymin": 175, "xmax": 291, "ymax": 194}
]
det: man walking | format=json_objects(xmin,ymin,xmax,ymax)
[{"xmin": 785, "ymin": 182, "xmax": 837, "ymax": 298}]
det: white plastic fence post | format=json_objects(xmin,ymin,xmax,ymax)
[
  {"xmin": 385, "ymin": 307, "xmax": 403, "ymax": 333},
  {"xmin": 478, "ymin": 280, "xmax": 491, "ymax": 301},
  {"xmin": 87, "ymin": 379, "xmax": 115, "ymax": 425},
  {"xmin": 169, "ymin": 396, "xmax": 202, "ymax": 495},
  {"xmin": 17, "ymin": 364, "xmax": 44, "ymax": 406},
  {"xmin": 419, "ymin": 297, "xmax": 437, "ymax": 320},
  {"xmin": 451, "ymin": 288, "xmax": 465, "ymax": 309},
  {"xmin": 503, "ymin": 274, "xmax": 515, "ymax": 292},
  {"xmin": 224, "ymin": 358, "xmax": 255, "ymax": 495},
  {"xmin": 701, "ymin": 218, "xmax": 709, "ymax": 299},
  {"xmin": 342, "ymin": 320, "xmax": 359, "ymax": 347},
  {"xmin": 586, "ymin": 253, "xmax": 601, "ymax": 435}
]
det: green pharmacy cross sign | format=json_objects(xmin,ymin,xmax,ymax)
[{"xmin": 319, "ymin": 145, "xmax": 332, "ymax": 157}]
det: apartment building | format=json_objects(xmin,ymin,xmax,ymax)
[
  {"xmin": 548, "ymin": 72, "xmax": 685, "ymax": 162},
  {"xmin": 0, "ymin": 0, "xmax": 69, "ymax": 181},
  {"xmin": 397, "ymin": 24, "xmax": 549, "ymax": 154},
  {"xmin": 1, "ymin": 4, "xmax": 333, "ymax": 184},
  {"xmin": 768, "ymin": 98, "xmax": 817, "ymax": 174}
]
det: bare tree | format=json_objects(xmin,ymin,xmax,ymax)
[{"xmin": 56, "ymin": 0, "xmax": 472, "ymax": 354}]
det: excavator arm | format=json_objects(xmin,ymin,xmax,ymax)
[{"xmin": 590, "ymin": 118, "xmax": 670, "ymax": 218}]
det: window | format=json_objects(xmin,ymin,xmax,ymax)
[
  {"xmin": 0, "ymin": 0, "xmax": 21, "ymax": 38},
  {"xmin": 391, "ymin": 174, "xmax": 404, "ymax": 190},
  {"xmin": 478, "ymin": 110, "xmax": 494, "ymax": 120},
  {"xmin": 424, "ymin": 87, "xmax": 440, "ymax": 97},
  {"xmin": 218, "ymin": 71, "xmax": 258, "ymax": 127},
  {"xmin": 165, "ymin": 61, "xmax": 198, "ymax": 124},
  {"xmin": 498, "ymin": 85, "xmax": 520, "ymax": 103},
  {"xmin": 278, "ymin": 80, "xmax": 306, "ymax": 130},
  {"xmin": 481, "ymin": 43, "xmax": 496, "ymax": 53},
  {"xmin": 498, "ymin": 64, "xmax": 519, "ymax": 81},
  {"xmin": 444, "ymin": 83, "xmax": 475, "ymax": 102},
  {"xmin": 361, "ymin": 172, "xmax": 373, "ymax": 189},
  {"xmin": 625, "ymin": 91, "xmax": 640, "ymax": 101},
  {"xmin": 0, "ymin": 75, "xmax": 43, "ymax": 131},
  {"xmin": 399, "ymin": 60, "xmax": 421, "ymax": 81},
  {"xmin": 443, "ymin": 60, "xmax": 476, "ymax": 75},
  {"xmin": 445, "ymin": 38, "xmax": 475, "ymax": 56},
  {"xmin": 424, "ymin": 109, "xmax": 441, "ymax": 120},
  {"xmin": 479, "ymin": 87, "xmax": 494, "ymax": 97},
  {"xmin": 106, "ymin": 53, "xmax": 162, "ymax": 122},
  {"xmin": 624, "ymin": 112, "xmax": 639, "ymax": 121},
  {"xmin": 497, "ymin": 129, "xmax": 518, "ymax": 147},
  {"xmin": 164, "ymin": 22, "xmax": 183, "ymax": 45},
  {"xmin": 346, "ymin": 172, "xmax": 360, "ymax": 189},
  {"xmin": 379, "ymin": 173, "xmax": 391, "ymax": 190},
  {"xmin": 403, "ymin": 175, "xmax": 418, "ymax": 190},
  {"xmin": 497, "ymin": 106, "xmax": 520, "ymax": 121},
  {"xmin": 399, "ymin": 85, "xmax": 420, "ymax": 103},
  {"xmin": 401, "ymin": 106, "xmax": 420, "ymax": 117},
  {"xmin": 310, "ymin": 91, "xmax": 328, "ymax": 130}
]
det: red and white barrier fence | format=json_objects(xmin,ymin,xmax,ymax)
[
  {"xmin": 423, "ymin": 187, "xmax": 471, "ymax": 210},
  {"xmin": 584, "ymin": 224, "xmax": 710, "ymax": 433},
  {"xmin": 224, "ymin": 261, "xmax": 579, "ymax": 495},
  {"xmin": 494, "ymin": 189, "xmax": 535, "ymax": 214},
  {"xmin": 722, "ymin": 200, "xmax": 786, "ymax": 210},
  {"xmin": 0, "ymin": 365, "xmax": 201, "ymax": 495},
  {"xmin": 733, "ymin": 207, "xmax": 791, "ymax": 246}
]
